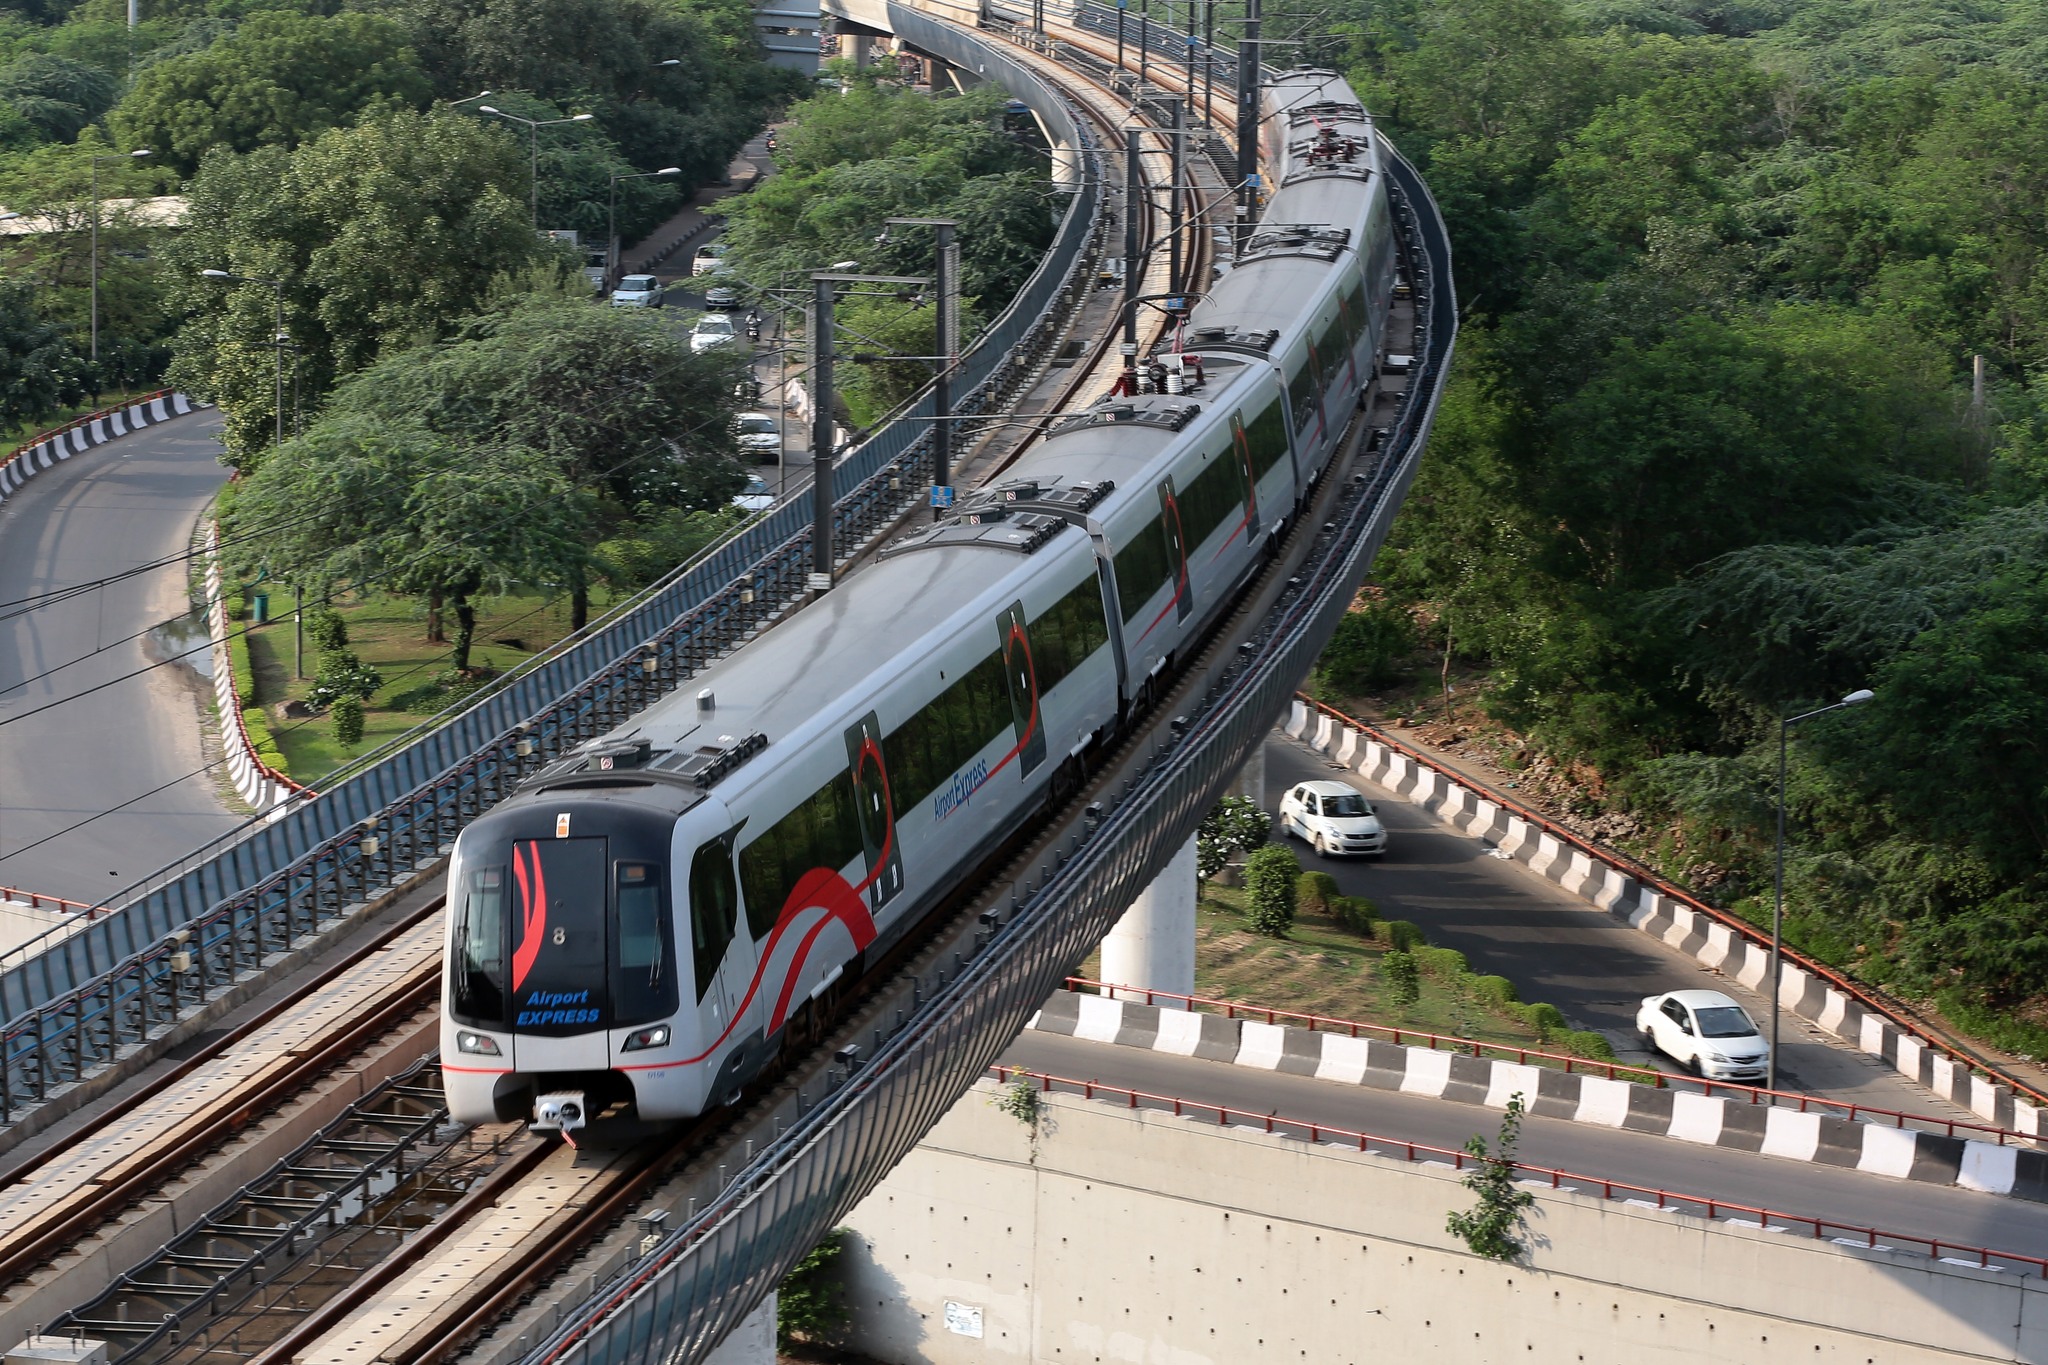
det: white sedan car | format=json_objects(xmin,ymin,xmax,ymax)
[
  {"xmin": 731, "ymin": 474, "xmax": 774, "ymax": 513},
  {"xmin": 1278, "ymin": 780, "xmax": 1387, "ymax": 858},
  {"xmin": 690, "ymin": 313, "xmax": 737, "ymax": 354},
  {"xmin": 1636, "ymin": 990, "xmax": 1770, "ymax": 1082}
]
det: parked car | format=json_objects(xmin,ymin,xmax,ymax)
[
  {"xmin": 692, "ymin": 242, "xmax": 730, "ymax": 277},
  {"xmin": 735, "ymin": 411, "xmax": 781, "ymax": 460},
  {"xmin": 690, "ymin": 313, "xmax": 738, "ymax": 354},
  {"xmin": 1277, "ymin": 780, "xmax": 1387, "ymax": 858},
  {"xmin": 1636, "ymin": 990, "xmax": 1769, "ymax": 1082},
  {"xmin": 704, "ymin": 282, "xmax": 742, "ymax": 310},
  {"xmin": 732, "ymin": 473, "xmax": 775, "ymax": 513},
  {"xmin": 610, "ymin": 274, "xmax": 664, "ymax": 308}
]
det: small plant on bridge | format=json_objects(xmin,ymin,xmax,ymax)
[
  {"xmin": 993, "ymin": 1073, "xmax": 1042, "ymax": 1127},
  {"xmin": 1447, "ymin": 1093, "xmax": 1536, "ymax": 1262},
  {"xmin": 1244, "ymin": 845, "xmax": 1301, "ymax": 937}
]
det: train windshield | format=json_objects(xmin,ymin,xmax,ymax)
[{"xmin": 451, "ymin": 865, "xmax": 507, "ymax": 1023}]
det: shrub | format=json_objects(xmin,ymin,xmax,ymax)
[
  {"xmin": 1317, "ymin": 600, "xmax": 1419, "ymax": 693},
  {"xmin": 1414, "ymin": 944, "xmax": 1469, "ymax": 980},
  {"xmin": 1331, "ymin": 894, "xmax": 1378, "ymax": 935},
  {"xmin": 1383, "ymin": 919, "xmax": 1426, "ymax": 952},
  {"xmin": 1475, "ymin": 974, "xmax": 1520, "ymax": 1008},
  {"xmin": 330, "ymin": 695, "xmax": 364, "ymax": 747},
  {"xmin": 1383, "ymin": 950, "xmax": 1420, "ymax": 1008},
  {"xmin": 1296, "ymin": 871, "xmax": 1340, "ymax": 917},
  {"xmin": 1199, "ymin": 796, "xmax": 1273, "ymax": 889},
  {"xmin": 1518, "ymin": 1002, "xmax": 1567, "ymax": 1040},
  {"xmin": 1446, "ymin": 1094, "xmax": 1534, "ymax": 1261},
  {"xmin": 307, "ymin": 649, "xmax": 382, "ymax": 708},
  {"xmin": 305, "ymin": 607, "xmax": 348, "ymax": 654},
  {"xmin": 1244, "ymin": 845, "xmax": 1301, "ymax": 937},
  {"xmin": 777, "ymin": 1229, "xmax": 850, "ymax": 1348},
  {"xmin": 1559, "ymin": 1029, "xmax": 1617, "ymax": 1062}
]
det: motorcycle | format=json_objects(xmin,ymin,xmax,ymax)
[{"xmin": 745, "ymin": 310, "xmax": 763, "ymax": 343}]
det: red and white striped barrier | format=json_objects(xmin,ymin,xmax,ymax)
[{"xmin": 0, "ymin": 391, "xmax": 197, "ymax": 504}]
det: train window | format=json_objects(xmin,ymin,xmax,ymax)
[
  {"xmin": 1112, "ymin": 516, "xmax": 1173, "ymax": 625},
  {"xmin": 1286, "ymin": 359, "xmax": 1319, "ymax": 435},
  {"xmin": 1346, "ymin": 275, "xmax": 1369, "ymax": 348},
  {"xmin": 1028, "ymin": 571, "xmax": 1111, "ymax": 695},
  {"xmin": 882, "ymin": 650, "xmax": 1011, "ymax": 819},
  {"xmin": 1177, "ymin": 443, "xmax": 1246, "ymax": 551},
  {"xmin": 1240, "ymin": 399, "xmax": 1289, "ymax": 482},
  {"xmin": 451, "ymin": 865, "xmax": 507, "ymax": 1025},
  {"xmin": 688, "ymin": 839, "xmax": 739, "ymax": 1004},
  {"xmin": 614, "ymin": 863, "xmax": 675, "ymax": 1022},
  {"xmin": 1313, "ymin": 316, "xmax": 1345, "ymax": 384},
  {"xmin": 738, "ymin": 776, "xmax": 865, "ymax": 941}
]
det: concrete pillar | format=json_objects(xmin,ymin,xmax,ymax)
[
  {"xmin": 1100, "ymin": 837, "xmax": 1196, "ymax": 1006},
  {"xmin": 703, "ymin": 1292, "xmax": 776, "ymax": 1364}
]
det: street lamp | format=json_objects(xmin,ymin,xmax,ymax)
[
  {"xmin": 447, "ymin": 89, "xmax": 492, "ymax": 106},
  {"xmin": 91, "ymin": 147, "xmax": 151, "ymax": 366},
  {"xmin": 477, "ymin": 107, "xmax": 596, "ymax": 228},
  {"xmin": 1769, "ymin": 686, "xmax": 1874, "ymax": 1090},
  {"xmin": 608, "ymin": 166, "xmax": 681, "ymax": 289},
  {"xmin": 201, "ymin": 269, "xmax": 285, "ymax": 452}
]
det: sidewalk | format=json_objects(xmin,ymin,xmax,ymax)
[{"xmin": 623, "ymin": 128, "xmax": 778, "ymax": 280}]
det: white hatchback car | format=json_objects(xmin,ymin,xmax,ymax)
[
  {"xmin": 690, "ymin": 313, "xmax": 737, "ymax": 354},
  {"xmin": 1636, "ymin": 989, "xmax": 1769, "ymax": 1082},
  {"xmin": 610, "ymin": 273, "xmax": 664, "ymax": 308},
  {"xmin": 1278, "ymin": 780, "xmax": 1387, "ymax": 858},
  {"xmin": 731, "ymin": 474, "xmax": 774, "ymax": 513}
]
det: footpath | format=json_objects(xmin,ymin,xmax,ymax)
[{"xmin": 621, "ymin": 127, "xmax": 778, "ymax": 281}]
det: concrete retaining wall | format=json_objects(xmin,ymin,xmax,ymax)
[
  {"xmin": 1284, "ymin": 701, "xmax": 2046, "ymax": 1138},
  {"xmin": 1030, "ymin": 990, "xmax": 2048, "ymax": 1202},
  {"xmin": 835, "ymin": 1082, "xmax": 2048, "ymax": 1364},
  {"xmin": 0, "ymin": 393, "xmax": 195, "ymax": 504}
]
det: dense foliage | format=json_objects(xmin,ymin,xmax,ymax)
[{"xmin": 1330, "ymin": 0, "xmax": 2048, "ymax": 1033}]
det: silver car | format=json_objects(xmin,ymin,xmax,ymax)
[{"xmin": 690, "ymin": 313, "xmax": 737, "ymax": 354}]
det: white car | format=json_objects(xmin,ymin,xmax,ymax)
[
  {"xmin": 690, "ymin": 314, "xmax": 737, "ymax": 354},
  {"xmin": 735, "ymin": 411, "xmax": 781, "ymax": 460},
  {"xmin": 1636, "ymin": 990, "xmax": 1770, "ymax": 1082},
  {"xmin": 692, "ymin": 242, "xmax": 730, "ymax": 277},
  {"xmin": 1278, "ymin": 780, "xmax": 1386, "ymax": 858},
  {"xmin": 610, "ymin": 274, "xmax": 664, "ymax": 308},
  {"xmin": 732, "ymin": 473, "xmax": 774, "ymax": 513}
]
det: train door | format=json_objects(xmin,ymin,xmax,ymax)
[
  {"xmin": 845, "ymin": 712, "xmax": 905, "ymax": 914},
  {"xmin": 686, "ymin": 834, "xmax": 747, "ymax": 1039},
  {"xmin": 1157, "ymin": 479, "xmax": 1193, "ymax": 626},
  {"xmin": 995, "ymin": 602, "xmax": 1048, "ymax": 777},
  {"xmin": 508, "ymin": 836, "xmax": 610, "ymax": 1035}
]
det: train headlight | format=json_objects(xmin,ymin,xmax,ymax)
[
  {"xmin": 456, "ymin": 1031, "xmax": 502, "ymax": 1056},
  {"xmin": 622, "ymin": 1024, "xmax": 671, "ymax": 1052}
]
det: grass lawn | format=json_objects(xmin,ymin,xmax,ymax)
[
  {"xmin": 1083, "ymin": 881, "xmax": 1551, "ymax": 1053},
  {"xmin": 244, "ymin": 586, "xmax": 611, "ymax": 786}
]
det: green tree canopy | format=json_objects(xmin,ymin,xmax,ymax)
[
  {"xmin": 0, "ymin": 51, "xmax": 115, "ymax": 141},
  {"xmin": 0, "ymin": 280, "xmax": 88, "ymax": 426},
  {"xmin": 108, "ymin": 11, "xmax": 433, "ymax": 174}
]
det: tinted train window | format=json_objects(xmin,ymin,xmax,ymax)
[
  {"xmin": 451, "ymin": 865, "xmax": 506, "ymax": 1025},
  {"xmin": 1028, "ymin": 572, "xmax": 1111, "ymax": 695},
  {"xmin": 688, "ymin": 839, "xmax": 739, "ymax": 1003},
  {"xmin": 1346, "ymin": 275, "xmax": 1369, "ymax": 348},
  {"xmin": 1177, "ymin": 445, "xmax": 1246, "ymax": 550},
  {"xmin": 613, "ymin": 862, "xmax": 674, "ymax": 1023},
  {"xmin": 1113, "ymin": 516, "xmax": 1173, "ymax": 625},
  {"xmin": 1313, "ymin": 316, "xmax": 1346, "ymax": 384},
  {"xmin": 882, "ymin": 651, "xmax": 1011, "ymax": 819},
  {"xmin": 738, "ymin": 776, "xmax": 865, "ymax": 941},
  {"xmin": 1287, "ymin": 358, "xmax": 1320, "ymax": 435},
  {"xmin": 1240, "ymin": 399, "xmax": 1290, "ymax": 481},
  {"xmin": 509, "ymin": 837, "xmax": 608, "ymax": 1032}
]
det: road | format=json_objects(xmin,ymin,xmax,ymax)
[
  {"xmin": 1001, "ymin": 1029, "xmax": 2048, "ymax": 1261},
  {"xmin": 0, "ymin": 411, "xmax": 240, "ymax": 903},
  {"xmin": 1258, "ymin": 734, "xmax": 1981, "ymax": 1120}
]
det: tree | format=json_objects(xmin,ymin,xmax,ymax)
[
  {"xmin": 109, "ymin": 12, "xmax": 433, "ymax": 174},
  {"xmin": 0, "ymin": 280, "xmax": 89, "ymax": 427},
  {"xmin": 1196, "ymin": 794, "xmax": 1272, "ymax": 889},
  {"xmin": 222, "ymin": 415, "xmax": 589, "ymax": 672},
  {"xmin": 0, "ymin": 52, "xmax": 115, "ymax": 141},
  {"xmin": 1446, "ymin": 1093, "xmax": 1536, "ymax": 1261},
  {"xmin": 160, "ymin": 108, "xmax": 543, "ymax": 466},
  {"xmin": 776, "ymin": 1229, "xmax": 850, "ymax": 1349},
  {"xmin": 1244, "ymin": 845, "xmax": 1301, "ymax": 938}
]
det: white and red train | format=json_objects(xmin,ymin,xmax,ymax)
[{"xmin": 441, "ymin": 70, "xmax": 1401, "ymax": 1128}]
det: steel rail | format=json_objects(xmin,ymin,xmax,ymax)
[{"xmin": 993, "ymin": 1065, "xmax": 2048, "ymax": 1278}]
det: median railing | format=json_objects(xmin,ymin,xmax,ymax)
[{"xmin": 991, "ymin": 1065, "xmax": 2048, "ymax": 1279}]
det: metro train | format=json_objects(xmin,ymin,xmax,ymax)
[{"xmin": 441, "ymin": 70, "xmax": 1402, "ymax": 1129}]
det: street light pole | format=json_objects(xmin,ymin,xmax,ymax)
[
  {"xmin": 608, "ymin": 166, "xmax": 681, "ymax": 290},
  {"xmin": 90, "ymin": 147, "xmax": 151, "ymax": 367},
  {"xmin": 201, "ymin": 269, "xmax": 284, "ymax": 452},
  {"xmin": 478, "ymin": 107, "xmax": 596, "ymax": 229},
  {"xmin": 1123, "ymin": 127, "xmax": 1141, "ymax": 394},
  {"xmin": 1770, "ymin": 686, "xmax": 1874, "ymax": 1090}
]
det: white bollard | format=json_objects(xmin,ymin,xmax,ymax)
[{"xmin": 1100, "ymin": 837, "xmax": 1197, "ymax": 1007}]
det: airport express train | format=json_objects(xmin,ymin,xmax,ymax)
[{"xmin": 442, "ymin": 70, "xmax": 1401, "ymax": 1130}]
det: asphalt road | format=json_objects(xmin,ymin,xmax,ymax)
[
  {"xmin": 1002, "ymin": 1029, "xmax": 2048, "ymax": 1263},
  {"xmin": 1258, "ymin": 734, "xmax": 1983, "ymax": 1120},
  {"xmin": 0, "ymin": 411, "xmax": 240, "ymax": 902}
]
